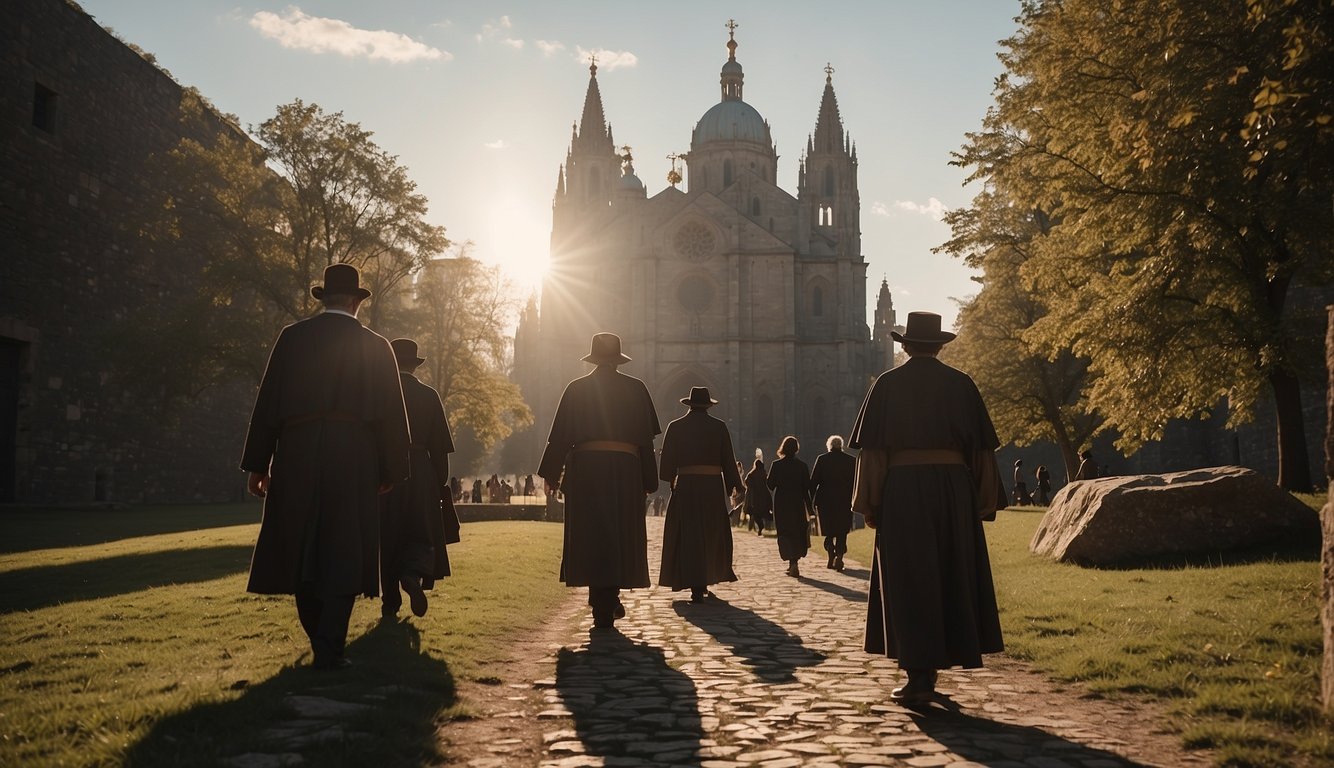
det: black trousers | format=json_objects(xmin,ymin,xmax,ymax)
[
  {"xmin": 823, "ymin": 533, "xmax": 847, "ymax": 557},
  {"xmin": 295, "ymin": 588, "xmax": 356, "ymax": 662}
]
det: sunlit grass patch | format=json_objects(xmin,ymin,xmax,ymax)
[
  {"xmin": 0, "ymin": 506, "xmax": 566, "ymax": 766},
  {"xmin": 847, "ymin": 489, "xmax": 1330, "ymax": 767}
]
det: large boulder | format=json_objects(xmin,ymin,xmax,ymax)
[{"xmin": 1031, "ymin": 465, "xmax": 1318, "ymax": 566}]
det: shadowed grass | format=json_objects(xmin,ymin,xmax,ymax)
[
  {"xmin": 848, "ymin": 491, "xmax": 1331, "ymax": 768},
  {"xmin": 0, "ymin": 507, "xmax": 565, "ymax": 766}
]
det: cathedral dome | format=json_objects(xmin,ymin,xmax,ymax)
[
  {"xmin": 619, "ymin": 170, "xmax": 644, "ymax": 191},
  {"xmin": 693, "ymin": 100, "xmax": 770, "ymax": 145}
]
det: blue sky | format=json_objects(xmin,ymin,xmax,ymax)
[{"xmin": 78, "ymin": 1, "xmax": 1023, "ymax": 329}]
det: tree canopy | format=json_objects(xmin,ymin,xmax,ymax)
[
  {"xmin": 944, "ymin": 0, "xmax": 1333, "ymax": 489},
  {"xmin": 122, "ymin": 96, "xmax": 529, "ymax": 451}
]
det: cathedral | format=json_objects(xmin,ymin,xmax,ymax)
[{"xmin": 509, "ymin": 27, "xmax": 895, "ymax": 469}]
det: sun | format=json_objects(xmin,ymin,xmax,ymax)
[{"xmin": 481, "ymin": 194, "xmax": 550, "ymax": 293}]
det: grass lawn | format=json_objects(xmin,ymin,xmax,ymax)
[
  {"xmin": 0, "ymin": 504, "xmax": 566, "ymax": 767},
  {"xmin": 848, "ymin": 492, "xmax": 1331, "ymax": 768}
]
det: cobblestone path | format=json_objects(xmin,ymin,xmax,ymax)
[{"xmin": 528, "ymin": 517, "xmax": 1210, "ymax": 768}]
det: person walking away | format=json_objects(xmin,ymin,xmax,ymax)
[
  {"xmin": 379, "ymin": 338, "xmax": 457, "ymax": 620},
  {"xmin": 810, "ymin": 435, "xmax": 856, "ymax": 572},
  {"xmin": 767, "ymin": 436, "xmax": 812, "ymax": 577},
  {"xmin": 1035, "ymin": 464, "xmax": 1052, "ymax": 505},
  {"xmin": 849, "ymin": 310, "xmax": 1005, "ymax": 702},
  {"xmin": 1012, "ymin": 458, "xmax": 1034, "ymax": 505},
  {"xmin": 743, "ymin": 456, "xmax": 771, "ymax": 534},
  {"xmin": 538, "ymin": 333, "xmax": 660, "ymax": 629},
  {"xmin": 240, "ymin": 263, "xmax": 410, "ymax": 670},
  {"xmin": 1075, "ymin": 449, "xmax": 1098, "ymax": 481},
  {"xmin": 524, "ymin": 473, "xmax": 536, "ymax": 498},
  {"xmin": 658, "ymin": 387, "xmax": 744, "ymax": 602}
]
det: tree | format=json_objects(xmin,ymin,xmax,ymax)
[
  {"xmin": 939, "ymin": 196, "xmax": 1103, "ymax": 481},
  {"xmin": 127, "ymin": 94, "xmax": 449, "ymax": 395},
  {"xmin": 387, "ymin": 248, "xmax": 533, "ymax": 452},
  {"xmin": 950, "ymin": 0, "xmax": 1333, "ymax": 489},
  {"xmin": 255, "ymin": 100, "xmax": 448, "ymax": 328}
]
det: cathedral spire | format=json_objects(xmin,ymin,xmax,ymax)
[
  {"xmin": 577, "ymin": 55, "xmax": 610, "ymax": 146},
  {"xmin": 813, "ymin": 63, "xmax": 845, "ymax": 153}
]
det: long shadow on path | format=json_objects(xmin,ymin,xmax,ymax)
[
  {"xmin": 124, "ymin": 618, "xmax": 456, "ymax": 767},
  {"xmin": 798, "ymin": 573, "xmax": 868, "ymax": 603},
  {"xmin": 673, "ymin": 598, "xmax": 824, "ymax": 683},
  {"xmin": 909, "ymin": 706, "xmax": 1147, "ymax": 767},
  {"xmin": 0, "ymin": 545, "xmax": 253, "ymax": 613},
  {"xmin": 556, "ymin": 629, "xmax": 703, "ymax": 767}
]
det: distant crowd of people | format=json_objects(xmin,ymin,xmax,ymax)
[{"xmin": 236, "ymin": 265, "xmax": 1026, "ymax": 705}]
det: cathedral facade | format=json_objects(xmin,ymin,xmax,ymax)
[{"xmin": 509, "ymin": 30, "xmax": 895, "ymax": 469}]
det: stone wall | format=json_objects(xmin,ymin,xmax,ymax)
[
  {"xmin": 0, "ymin": 0, "xmax": 255, "ymax": 503},
  {"xmin": 1322, "ymin": 305, "xmax": 1333, "ymax": 712}
]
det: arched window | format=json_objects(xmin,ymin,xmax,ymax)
[
  {"xmin": 751, "ymin": 196, "xmax": 761, "ymax": 216},
  {"xmin": 823, "ymin": 166, "xmax": 835, "ymax": 196},
  {"xmin": 755, "ymin": 394, "xmax": 774, "ymax": 438},
  {"xmin": 812, "ymin": 286, "xmax": 823, "ymax": 316},
  {"xmin": 723, "ymin": 159, "xmax": 734, "ymax": 187}
]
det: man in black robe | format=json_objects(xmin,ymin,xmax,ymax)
[
  {"xmin": 241, "ymin": 263, "xmax": 410, "ymax": 669},
  {"xmin": 850, "ymin": 311, "xmax": 1005, "ymax": 702},
  {"xmin": 538, "ymin": 333, "xmax": 660, "ymax": 629},
  {"xmin": 379, "ymin": 338, "xmax": 457, "ymax": 620},
  {"xmin": 658, "ymin": 387, "xmax": 744, "ymax": 602},
  {"xmin": 810, "ymin": 435, "xmax": 856, "ymax": 571}
]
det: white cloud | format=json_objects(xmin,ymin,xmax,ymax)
[
  {"xmin": 893, "ymin": 197, "xmax": 946, "ymax": 220},
  {"xmin": 483, "ymin": 139, "xmax": 508, "ymax": 150},
  {"xmin": 476, "ymin": 15, "xmax": 514, "ymax": 43},
  {"xmin": 870, "ymin": 201, "xmax": 891, "ymax": 217},
  {"xmin": 503, "ymin": 38, "xmax": 524, "ymax": 49},
  {"xmin": 251, "ymin": 7, "xmax": 449, "ymax": 63},
  {"xmin": 574, "ymin": 46, "xmax": 638, "ymax": 70},
  {"xmin": 536, "ymin": 39, "xmax": 565, "ymax": 56}
]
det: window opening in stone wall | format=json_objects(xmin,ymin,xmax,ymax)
[
  {"xmin": 812, "ymin": 286, "xmax": 823, "ymax": 316},
  {"xmin": 33, "ymin": 82, "xmax": 57, "ymax": 133},
  {"xmin": 723, "ymin": 159, "xmax": 733, "ymax": 187},
  {"xmin": 751, "ymin": 196, "xmax": 761, "ymax": 216}
]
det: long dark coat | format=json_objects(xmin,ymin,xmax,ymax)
[
  {"xmin": 241, "ymin": 312, "xmax": 410, "ymax": 597},
  {"xmin": 380, "ymin": 372, "xmax": 456, "ymax": 588},
  {"xmin": 538, "ymin": 366, "xmax": 660, "ymax": 588},
  {"xmin": 657, "ymin": 408, "xmax": 743, "ymax": 589},
  {"xmin": 743, "ymin": 465, "xmax": 772, "ymax": 524},
  {"xmin": 849, "ymin": 355, "xmax": 1004, "ymax": 669},
  {"xmin": 767, "ymin": 456, "xmax": 811, "ymax": 561},
  {"xmin": 810, "ymin": 448, "xmax": 856, "ymax": 537}
]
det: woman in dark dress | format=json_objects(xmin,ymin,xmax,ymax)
[
  {"xmin": 743, "ymin": 458, "xmax": 772, "ymax": 534},
  {"xmin": 767, "ymin": 435, "xmax": 812, "ymax": 577}
]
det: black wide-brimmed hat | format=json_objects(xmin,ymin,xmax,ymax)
[
  {"xmin": 390, "ymin": 338, "xmax": 426, "ymax": 369},
  {"xmin": 311, "ymin": 263, "xmax": 372, "ymax": 301},
  {"xmin": 582, "ymin": 332, "xmax": 632, "ymax": 365},
  {"xmin": 680, "ymin": 386, "xmax": 718, "ymax": 408},
  {"xmin": 891, "ymin": 311, "xmax": 957, "ymax": 345}
]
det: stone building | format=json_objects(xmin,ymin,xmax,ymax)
[
  {"xmin": 0, "ymin": 0, "xmax": 253, "ymax": 503},
  {"xmin": 508, "ymin": 29, "xmax": 893, "ymax": 469}
]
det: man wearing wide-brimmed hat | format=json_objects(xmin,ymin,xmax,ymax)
[
  {"xmin": 657, "ymin": 387, "xmax": 744, "ymax": 602},
  {"xmin": 240, "ymin": 263, "xmax": 410, "ymax": 669},
  {"xmin": 538, "ymin": 333, "xmax": 661, "ymax": 629},
  {"xmin": 379, "ymin": 338, "xmax": 459, "ymax": 621},
  {"xmin": 849, "ymin": 311, "xmax": 1006, "ymax": 703}
]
